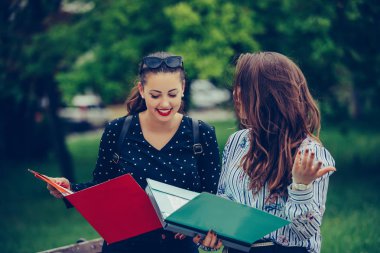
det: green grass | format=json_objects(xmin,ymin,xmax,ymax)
[
  {"xmin": 1, "ymin": 120, "xmax": 379, "ymax": 252},
  {"xmin": 0, "ymin": 133, "xmax": 102, "ymax": 253}
]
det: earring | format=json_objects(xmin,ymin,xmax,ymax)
[
  {"xmin": 181, "ymin": 94, "xmax": 184, "ymax": 97},
  {"xmin": 141, "ymin": 95, "xmax": 145, "ymax": 99}
]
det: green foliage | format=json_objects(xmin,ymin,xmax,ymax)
[
  {"xmin": 53, "ymin": 0, "xmax": 179, "ymax": 104},
  {"xmin": 2, "ymin": 0, "xmax": 380, "ymax": 161},
  {"xmin": 165, "ymin": 1, "xmax": 261, "ymax": 86},
  {"xmin": 0, "ymin": 0, "xmax": 65, "ymax": 160}
]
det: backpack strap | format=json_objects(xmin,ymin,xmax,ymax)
[
  {"xmin": 112, "ymin": 115, "xmax": 133, "ymax": 164},
  {"xmin": 192, "ymin": 118, "xmax": 203, "ymax": 156}
]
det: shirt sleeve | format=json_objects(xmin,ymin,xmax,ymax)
[
  {"xmin": 196, "ymin": 120, "xmax": 221, "ymax": 194},
  {"xmin": 70, "ymin": 118, "xmax": 124, "ymax": 192},
  {"xmin": 216, "ymin": 130, "xmax": 246, "ymax": 201},
  {"xmin": 216, "ymin": 134, "xmax": 233, "ymax": 200},
  {"xmin": 284, "ymin": 142, "xmax": 335, "ymax": 241}
]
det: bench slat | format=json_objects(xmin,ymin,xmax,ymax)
[{"xmin": 39, "ymin": 238, "xmax": 104, "ymax": 253}]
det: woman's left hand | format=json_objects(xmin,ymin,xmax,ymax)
[
  {"xmin": 193, "ymin": 230, "xmax": 223, "ymax": 252},
  {"xmin": 292, "ymin": 149, "xmax": 336, "ymax": 185}
]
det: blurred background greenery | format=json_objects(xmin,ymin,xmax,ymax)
[{"xmin": 1, "ymin": 0, "xmax": 379, "ymax": 252}]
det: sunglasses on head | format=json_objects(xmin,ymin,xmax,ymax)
[{"xmin": 140, "ymin": 56, "xmax": 183, "ymax": 72}]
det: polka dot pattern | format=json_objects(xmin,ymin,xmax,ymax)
[{"xmin": 72, "ymin": 114, "xmax": 221, "ymax": 194}]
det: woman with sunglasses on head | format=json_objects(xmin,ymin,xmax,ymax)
[
  {"xmin": 194, "ymin": 52, "xmax": 336, "ymax": 253},
  {"xmin": 47, "ymin": 51, "xmax": 221, "ymax": 253}
]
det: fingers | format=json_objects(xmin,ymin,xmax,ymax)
[
  {"xmin": 301, "ymin": 149, "xmax": 309, "ymax": 170},
  {"xmin": 292, "ymin": 151, "xmax": 301, "ymax": 171},
  {"xmin": 202, "ymin": 231, "xmax": 213, "ymax": 247},
  {"xmin": 202, "ymin": 230, "xmax": 219, "ymax": 248},
  {"xmin": 50, "ymin": 190, "xmax": 64, "ymax": 199},
  {"xmin": 193, "ymin": 230, "xmax": 223, "ymax": 251},
  {"xmin": 174, "ymin": 233, "xmax": 186, "ymax": 240},
  {"xmin": 193, "ymin": 234, "xmax": 201, "ymax": 244},
  {"xmin": 306, "ymin": 151, "xmax": 315, "ymax": 172},
  {"xmin": 54, "ymin": 177, "xmax": 71, "ymax": 189},
  {"xmin": 209, "ymin": 231, "xmax": 218, "ymax": 247},
  {"xmin": 215, "ymin": 239, "xmax": 223, "ymax": 250},
  {"xmin": 46, "ymin": 177, "xmax": 70, "ymax": 198},
  {"xmin": 316, "ymin": 166, "xmax": 336, "ymax": 178},
  {"xmin": 47, "ymin": 184, "xmax": 61, "ymax": 198},
  {"xmin": 47, "ymin": 184, "xmax": 54, "ymax": 191}
]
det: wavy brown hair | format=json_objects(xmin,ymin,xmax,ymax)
[
  {"xmin": 233, "ymin": 52, "xmax": 321, "ymax": 196},
  {"xmin": 126, "ymin": 51, "xmax": 186, "ymax": 115}
]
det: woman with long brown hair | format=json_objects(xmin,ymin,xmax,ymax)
[{"xmin": 196, "ymin": 52, "xmax": 335, "ymax": 253}]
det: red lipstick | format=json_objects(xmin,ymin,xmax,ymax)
[{"xmin": 156, "ymin": 109, "xmax": 172, "ymax": 116}]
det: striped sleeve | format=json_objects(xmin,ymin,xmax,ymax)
[
  {"xmin": 217, "ymin": 130, "xmax": 249, "ymax": 201},
  {"xmin": 217, "ymin": 134, "xmax": 233, "ymax": 199},
  {"xmin": 285, "ymin": 143, "xmax": 335, "ymax": 241}
]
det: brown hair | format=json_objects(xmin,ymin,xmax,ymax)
[
  {"xmin": 233, "ymin": 52, "xmax": 321, "ymax": 196},
  {"xmin": 126, "ymin": 51, "xmax": 186, "ymax": 115}
]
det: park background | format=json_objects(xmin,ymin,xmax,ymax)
[{"xmin": 1, "ymin": 0, "xmax": 379, "ymax": 252}]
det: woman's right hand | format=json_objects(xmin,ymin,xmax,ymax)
[{"xmin": 47, "ymin": 177, "xmax": 71, "ymax": 199}]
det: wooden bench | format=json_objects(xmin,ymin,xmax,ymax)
[{"xmin": 39, "ymin": 238, "xmax": 104, "ymax": 253}]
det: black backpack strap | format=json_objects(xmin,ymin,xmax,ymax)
[
  {"xmin": 192, "ymin": 118, "xmax": 203, "ymax": 156},
  {"xmin": 112, "ymin": 115, "xmax": 133, "ymax": 164}
]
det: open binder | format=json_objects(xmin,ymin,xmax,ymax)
[
  {"xmin": 145, "ymin": 178, "xmax": 290, "ymax": 252},
  {"xmin": 29, "ymin": 170, "xmax": 162, "ymax": 244},
  {"xmin": 30, "ymin": 169, "xmax": 290, "ymax": 250},
  {"xmin": 64, "ymin": 174, "xmax": 162, "ymax": 244}
]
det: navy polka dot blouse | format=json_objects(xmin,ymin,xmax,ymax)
[{"xmin": 71, "ymin": 114, "xmax": 221, "ymax": 194}]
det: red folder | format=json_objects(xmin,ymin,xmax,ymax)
[{"xmin": 65, "ymin": 174, "xmax": 162, "ymax": 244}]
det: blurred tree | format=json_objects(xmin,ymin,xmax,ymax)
[
  {"xmin": 236, "ymin": 0, "xmax": 340, "ymax": 120},
  {"xmin": 0, "ymin": 0, "xmax": 75, "ymax": 179},
  {"xmin": 0, "ymin": 0, "xmax": 190, "ymax": 174},
  {"xmin": 163, "ymin": 0, "xmax": 262, "ymax": 109},
  {"xmin": 164, "ymin": 0, "xmax": 261, "ymax": 88},
  {"xmin": 329, "ymin": 0, "xmax": 380, "ymax": 120},
  {"xmin": 56, "ymin": 0, "xmax": 179, "ymax": 105},
  {"xmin": 1, "ymin": 0, "xmax": 379, "ymax": 174},
  {"xmin": 247, "ymin": 0, "xmax": 380, "ymax": 122}
]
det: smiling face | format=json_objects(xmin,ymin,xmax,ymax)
[{"xmin": 138, "ymin": 72, "xmax": 184, "ymax": 122}]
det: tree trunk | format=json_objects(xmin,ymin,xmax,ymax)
[{"xmin": 46, "ymin": 78, "xmax": 75, "ymax": 181}]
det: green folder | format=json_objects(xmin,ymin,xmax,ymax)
[{"xmin": 146, "ymin": 179, "xmax": 290, "ymax": 252}]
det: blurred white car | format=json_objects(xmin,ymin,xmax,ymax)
[
  {"xmin": 59, "ymin": 94, "xmax": 111, "ymax": 131},
  {"xmin": 191, "ymin": 80, "xmax": 231, "ymax": 108}
]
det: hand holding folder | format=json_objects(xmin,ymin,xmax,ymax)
[
  {"xmin": 29, "ymin": 170, "xmax": 290, "ymax": 250},
  {"xmin": 145, "ymin": 178, "xmax": 291, "ymax": 252},
  {"xmin": 28, "ymin": 169, "xmax": 73, "ymax": 196},
  {"xmin": 29, "ymin": 171, "xmax": 162, "ymax": 244}
]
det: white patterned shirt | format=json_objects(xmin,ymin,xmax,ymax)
[{"xmin": 217, "ymin": 129, "xmax": 335, "ymax": 253}]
